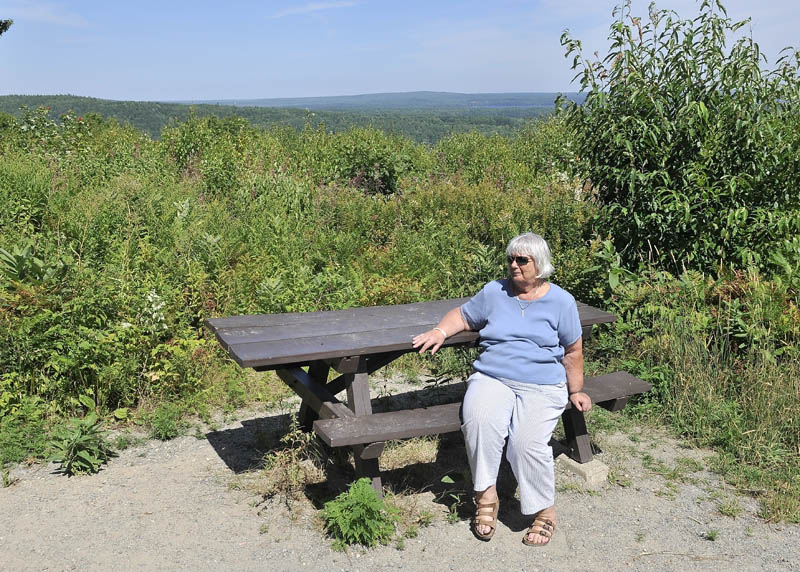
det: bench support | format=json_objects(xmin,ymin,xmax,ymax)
[
  {"xmin": 346, "ymin": 358, "xmax": 384, "ymax": 495},
  {"xmin": 561, "ymin": 407, "xmax": 594, "ymax": 463},
  {"xmin": 298, "ymin": 361, "xmax": 330, "ymax": 431}
]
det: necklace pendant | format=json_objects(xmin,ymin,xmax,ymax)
[{"xmin": 521, "ymin": 309, "xmax": 525, "ymax": 318}]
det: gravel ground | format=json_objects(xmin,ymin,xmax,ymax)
[{"xmin": 1, "ymin": 377, "xmax": 798, "ymax": 572}]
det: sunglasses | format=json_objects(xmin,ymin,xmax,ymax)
[{"xmin": 507, "ymin": 255, "xmax": 532, "ymax": 266}]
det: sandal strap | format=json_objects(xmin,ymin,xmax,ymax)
[
  {"xmin": 528, "ymin": 517, "xmax": 555, "ymax": 538},
  {"xmin": 473, "ymin": 500, "xmax": 499, "ymax": 526}
]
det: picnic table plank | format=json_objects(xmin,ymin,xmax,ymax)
[
  {"xmin": 226, "ymin": 327, "xmax": 478, "ymax": 368},
  {"xmin": 207, "ymin": 298, "xmax": 467, "ymax": 333}
]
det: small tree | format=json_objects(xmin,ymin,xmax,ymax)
[
  {"xmin": 559, "ymin": 0, "xmax": 800, "ymax": 273},
  {"xmin": 0, "ymin": 20, "xmax": 12, "ymax": 37}
]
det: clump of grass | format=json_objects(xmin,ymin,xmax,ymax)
[
  {"xmin": 641, "ymin": 454, "xmax": 700, "ymax": 484},
  {"xmin": 418, "ymin": 510, "xmax": 434, "ymax": 527},
  {"xmin": 257, "ymin": 415, "xmax": 324, "ymax": 506},
  {"xmin": 2, "ymin": 467, "xmax": 16, "ymax": 487},
  {"xmin": 607, "ymin": 466, "xmax": 632, "ymax": 487},
  {"xmin": 704, "ymin": 529, "xmax": 719, "ymax": 541},
  {"xmin": 147, "ymin": 402, "xmax": 189, "ymax": 441},
  {"xmin": 112, "ymin": 432, "xmax": 147, "ymax": 450},
  {"xmin": 379, "ymin": 437, "xmax": 439, "ymax": 471},
  {"xmin": 718, "ymin": 497, "xmax": 744, "ymax": 518}
]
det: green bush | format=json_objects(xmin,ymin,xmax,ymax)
[
  {"xmin": 322, "ymin": 478, "xmax": 398, "ymax": 549},
  {"xmin": 47, "ymin": 396, "xmax": 114, "ymax": 475},
  {"xmin": 0, "ymin": 396, "xmax": 49, "ymax": 465},
  {"xmin": 560, "ymin": 0, "xmax": 800, "ymax": 273},
  {"xmin": 296, "ymin": 125, "xmax": 429, "ymax": 194}
]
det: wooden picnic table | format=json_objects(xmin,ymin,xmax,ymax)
[{"xmin": 206, "ymin": 297, "xmax": 649, "ymax": 492}]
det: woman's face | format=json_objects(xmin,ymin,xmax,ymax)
[{"xmin": 507, "ymin": 253, "xmax": 539, "ymax": 285}]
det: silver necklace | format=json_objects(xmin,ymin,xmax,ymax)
[
  {"xmin": 515, "ymin": 296, "xmax": 535, "ymax": 317},
  {"xmin": 514, "ymin": 281, "xmax": 543, "ymax": 317}
]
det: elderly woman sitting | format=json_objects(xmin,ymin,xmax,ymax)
[{"xmin": 412, "ymin": 232, "xmax": 591, "ymax": 545}]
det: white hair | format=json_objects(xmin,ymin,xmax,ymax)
[{"xmin": 505, "ymin": 232, "xmax": 555, "ymax": 279}]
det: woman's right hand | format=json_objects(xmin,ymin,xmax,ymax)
[{"xmin": 412, "ymin": 329, "xmax": 446, "ymax": 354}]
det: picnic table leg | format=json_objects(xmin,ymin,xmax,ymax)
[
  {"xmin": 561, "ymin": 407, "xmax": 594, "ymax": 463},
  {"xmin": 346, "ymin": 359, "xmax": 384, "ymax": 496},
  {"xmin": 298, "ymin": 361, "xmax": 329, "ymax": 432}
]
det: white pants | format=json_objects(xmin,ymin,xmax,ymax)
[{"xmin": 461, "ymin": 371, "xmax": 568, "ymax": 515}]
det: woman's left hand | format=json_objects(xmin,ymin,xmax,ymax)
[
  {"xmin": 412, "ymin": 329, "xmax": 446, "ymax": 354},
  {"xmin": 569, "ymin": 391, "xmax": 592, "ymax": 412}
]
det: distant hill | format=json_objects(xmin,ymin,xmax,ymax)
[
  {"xmin": 0, "ymin": 92, "xmax": 582, "ymax": 143},
  {"xmin": 179, "ymin": 91, "xmax": 584, "ymax": 111}
]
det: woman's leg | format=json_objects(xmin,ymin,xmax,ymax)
[
  {"xmin": 505, "ymin": 381, "xmax": 568, "ymax": 517},
  {"xmin": 461, "ymin": 372, "xmax": 516, "ymax": 495},
  {"xmin": 461, "ymin": 372, "xmax": 516, "ymax": 536}
]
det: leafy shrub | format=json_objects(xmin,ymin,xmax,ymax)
[
  {"xmin": 559, "ymin": 0, "xmax": 800, "ymax": 273},
  {"xmin": 435, "ymin": 131, "xmax": 515, "ymax": 185},
  {"xmin": 322, "ymin": 478, "xmax": 398, "ymax": 549},
  {"xmin": 0, "ymin": 243, "xmax": 69, "ymax": 287},
  {"xmin": 48, "ymin": 396, "xmax": 114, "ymax": 475},
  {"xmin": 0, "ymin": 395, "xmax": 49, "ymax": 465},
  {"xmin": 297, "ymin": 126, "xmax": 428, "ymax": 194}
]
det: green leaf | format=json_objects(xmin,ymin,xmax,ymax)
[{"xmin": 78, "ymin": 394, "xmax": 95, "ymax": 411}]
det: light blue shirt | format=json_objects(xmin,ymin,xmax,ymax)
[{"xmin": 460, "ymin": 279, "xmax": 582, "ymax": 384}]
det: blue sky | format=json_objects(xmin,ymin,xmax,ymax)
[{"xmin": 0, "ymin": 0, "xmax": 797, "ymax": 101}]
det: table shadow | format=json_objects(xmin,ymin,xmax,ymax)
[{"xmin": 205, "ymin": 412, "xmax": 294, "ymax": 474}]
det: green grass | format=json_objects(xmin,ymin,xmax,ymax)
[
  {"xmin": 718, "ymin": 497, "xmax": 744, "ymax": 518},
  {"xmin": 0, "ymin": 397, "xmax": 50, "ymax": 465},
  {"xmin": 146, "ymin": 402, "xmax": 189, "ymax": 441}
]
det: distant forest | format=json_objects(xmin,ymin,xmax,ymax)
[{"xmin": 0, "ymin": 92, "xmax": 578, "ymax": 143}]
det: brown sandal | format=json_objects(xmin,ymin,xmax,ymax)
[
  {"xmin": 522, "ymin": 510, "xmax": 556, "ymax": 546},
  {"xmin": 471, "ymin": 498, "xmax": 499, "ymax": 541}
]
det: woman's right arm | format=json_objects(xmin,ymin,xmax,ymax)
[{"xmin": 411, "ymin": 307, "xmax": 471, "ymax": 354}]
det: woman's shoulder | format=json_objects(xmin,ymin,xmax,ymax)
[
  {"xmin": 480, "ymin": 279, "xmax": 511, "ymax": 296},
  {"xmin": 545, "ymin": 283, "xmax": 576, "ymax": 304}
]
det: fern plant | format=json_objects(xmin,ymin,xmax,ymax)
[{"xmin": 321, "ymin": 478, "xmax": 398, "ymax": 549}]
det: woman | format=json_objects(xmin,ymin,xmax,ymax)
[{"xmin": 412, "ymin": 232, "xmax": 591, "ymax": 546}]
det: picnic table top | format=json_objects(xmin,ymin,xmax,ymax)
[{"xmin": 205, "ymin": 297, "xmax": 616, "ymax": 370}]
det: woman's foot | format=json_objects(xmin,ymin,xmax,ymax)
[
  {"xmin": 523, "ymin": 507, "xmax": 556, "ymax": 546},
  {"xmin": 472, "ymin": 487, "xmax": 499, "ymax": 540}
]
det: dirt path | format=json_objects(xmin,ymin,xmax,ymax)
[{"xmin": 2, "ymin": 379, "xmax": 798, "ymax": 572}]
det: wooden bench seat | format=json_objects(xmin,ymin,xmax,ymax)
[{"xmin": 313, "ymin": 371, "xmax": 651, "ymax": 462}]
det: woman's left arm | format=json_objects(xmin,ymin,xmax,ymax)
[{"xmin": 563, "ymin": 338, "xmax": 592, "ymax": 412}]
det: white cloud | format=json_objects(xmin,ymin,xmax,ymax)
[
  {"xmin": 3, "ymin": 0, "xmax": 88, "ymax": 27},
  {"xmin": 272, "ymin": 1, "xmax": 357, "ymax": 19}
]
